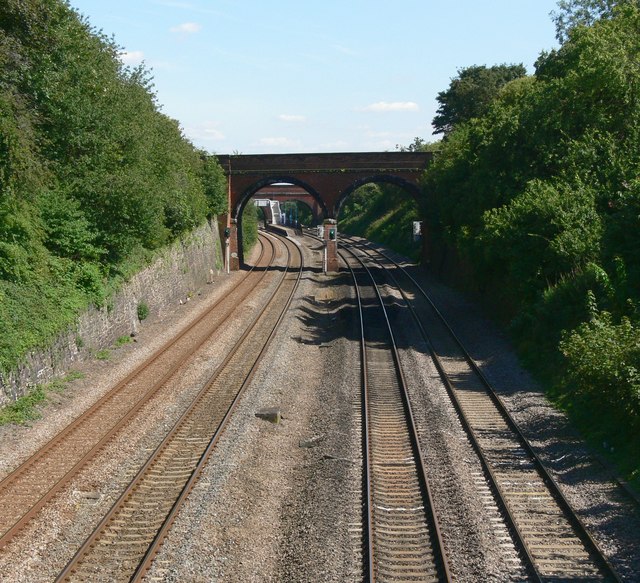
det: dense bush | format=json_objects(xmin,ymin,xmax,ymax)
[
  {"xmin": 0, "ymin": 0, "xmax": 227, "ymax": 374},
  {"xmin": 423, "ymin": 3, "xmax": 640, "ymax": 476},
  {"xmin": 560, "ymin": 303, "xmax": 640, "ymax": 425}
]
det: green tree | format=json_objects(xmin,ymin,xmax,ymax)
[
  {"xmin": 200, "ymin": 154, "xmax": 228, "ymax": 216},
  {"xmin": 241, "ymin": 202, "xmax": 258, "ymax": 255},
  {"xmin": 0, "ymin": 0, "xmax": 219, "ymax": 375},
  {"xmin": 560, "ymin": 308, "xmax": 640, "ymax": 433},
  {"xmin": 339, "ymin": 182, "xmax": 423, "ymax": 260},
  {"xmin": 432, "ymin": 64, "xmax": 527, "ymax": 136},
  {"xmin": 550, "ymin": 0, "xmax": 634, "ymax": 42},
  {"xmin": 423, "ymin": 3, "xmax": 640, "ymax": 478}
]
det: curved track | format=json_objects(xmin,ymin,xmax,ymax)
[
  {"xmin": 56, "ymin": 233, "xmax": 303, "ymax": 582},
  {"xmin": 340, "ymin": 245, "xmax": 451, "ymax": 583},
  {"xmin": 342, "ymin": 235, "xmax": 623, "ymax": 582}
]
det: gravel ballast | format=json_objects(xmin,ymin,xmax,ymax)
[
  {"xmin": 145, "ymin": 234, "xmax": 363, "ymax": 582},
  {"xmin": 0, "ymin": 232, "xmax": 638, "ymax": 581}
]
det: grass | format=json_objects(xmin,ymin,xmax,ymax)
[
  {"xmin": 137, "ymin": 301, "xmax": 149, "ymax": 321},
  {"xmin": 340, "ymin": 200, "xmax": 422, "ymax": 261},
  {"xmin": 62, "ymin": 369, "xmax": 84, "ymax": 382},
  {"xmin": 0, "ymin": 370, "xmax": 85, "ymax": 426},
  {"xmin": 95, "ymin": 349, "xmax": 110, "ymax": 360},
  {"xmin": 115, "ymin": 335, "xmax": 132, "ymax": 346}
]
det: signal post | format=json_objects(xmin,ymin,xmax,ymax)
[
  {"xmin": 225, "ymin": 220, "xmax": 240, "ymax": 272},
  {"xmin": 323, "ymin": 219, "xmax": 339, "ymax": 273}
]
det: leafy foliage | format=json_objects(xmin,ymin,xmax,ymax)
[
  {"xmin": 200, "ymin": 153, "xmax": 228, "ymax": 216},
  {"xmin": 137, "ymin": 301, "xmax": 149, "ymax": 322},
  {"xmin": 424, "ymin": 3, "xmax": 640, "ymax": 478},
  {"xmin": 550, "ymin": 0, "xmax": 631, "ymax": 42},
  {"xmin": 432, "ymin": 64, "xmax": 527, "ymax": 135},
  {"xmin": 396, "ymin": 137, "xmax": 437, "ymax": 152},
  {"xmin": 242, "ymin": 202, "xmax": 259, "ymax": 255},
  {"xmin": 560, "ymin": 305, "xmax": 640, "ymax": 426},
  {"xmin": 0, "ymin": 0, "xmax": 227, "ymax": 376}
]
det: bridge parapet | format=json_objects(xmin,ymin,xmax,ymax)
[{"xmin": 217, "ymin": 151, "xmax": 430, "ymax": 176}]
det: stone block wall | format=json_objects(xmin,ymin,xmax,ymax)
[{"xmin": 0, "ymin": 219, "xmax": 223, "ymax": 406}]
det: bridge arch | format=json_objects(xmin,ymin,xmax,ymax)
[
  {"xmin": 278, "ymin": 199, "xmax": 318, "ymax": 225},
  {"xmin": 249, "ymin": 184, "xmax": 325, "ymax": 226},
  {"xmin": 233, "ymin": 176, "xmax": 329, "ymax": 221},
  {"xmin": 233, "ymin": 177, "xmax": 329, "ymax": 266}
]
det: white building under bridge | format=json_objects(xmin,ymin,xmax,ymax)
[{"xmin": 253, "ymin": 199, "xmax": 285, "ymax": 225}]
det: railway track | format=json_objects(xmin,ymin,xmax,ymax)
[
  {"xmin": 342, "ymin": 236, "xmax": 624, "ymax": 582},
  {"xmin": 0, "ymin": 234, "xmax": 282, "ymax": 553},
  {"xmin": 56, "ymin": 233, "xmax": 303, "ymax": 581},
  {"xmin": 340, "ymin": 245, "xmax": 451, "ymax": 582}
]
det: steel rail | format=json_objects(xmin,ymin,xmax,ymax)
[
  {"xmin": 130, "ymin": 234, "xmax": 304, "ymax": 581},
  {"xmin": 343, "ymin": 237, "xmax": 540, "ymax": 581},
  {"xmin": 345, "ymin": 244, "xmax": 375, "ymax": 582},
  {"xmin": 56, "ymin": 232, "xmax": 303, "ymax": 582},
  {"xmin": 343, "ymin": 235, "xmax": 622, "ymax": 582},
  {"xmin": 338, "ymin": 244, "xmax": 451, "ymax": 583},
  {"xmin": 0, "ymin": 234, "xmax": 275, "ymax": 550}
]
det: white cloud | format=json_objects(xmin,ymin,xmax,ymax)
[
  {"xmin": 120, "ymin": 50, "xmax": 144, "ymax": 66},
  {"xmin": 360, "ymin": 101, "xmax": 420, "ymax": 112},
  {"xmin": 170, "ymin": 22, "xmax": 202, "ymax": 34},
  {"xmin": 278, "ymin": 114, "xmax": 307, "ymax": 123},
  {"xmin": 315, "ymin": 140, "xmax": 350, "ymax": 151},
  {"xmin": 185, "ymin": 122, "xmax": 226, "ymax": 143},
  {"xmin": 252, "ymin": 136, "xmax": 305, "ymax": 152},
  {"xmin": 365, "ymin": 138, "xmax": 397, "ymax": 150}
]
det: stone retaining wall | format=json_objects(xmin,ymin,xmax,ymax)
[{"xmin": 0, "ymin": 219, "xmax": 223, "ymax": 406}]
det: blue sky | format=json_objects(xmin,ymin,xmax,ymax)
[{"xmin": 68, "ymin": 0, "xmax": 560, "ymax": 154}]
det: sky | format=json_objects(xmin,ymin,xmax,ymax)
[{"xmin": 68, "ymin": 0, "xmax": 560, "ymax": 155}]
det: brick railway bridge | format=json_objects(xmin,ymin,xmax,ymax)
[{"xmin": 215, "ymin": 151, "xmax": 432, "ymax": 271}]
